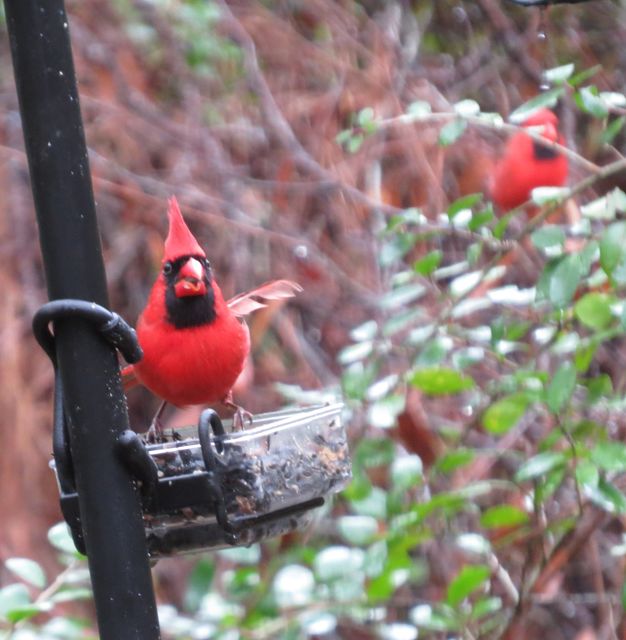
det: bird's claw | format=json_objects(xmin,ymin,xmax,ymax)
[
  {"xmin": 233, "ymin": 407, "xmax": 254, "ymax": 431},
  {"xmin": 222, "ymin": 394, "xmax": 253, "ymax": 430},
  {"xmin": 145, "ymin": 401, "xmax": 168, "ymax": 443},
  {"xmin": 145, "ymin": 419, "xmax": 163, "ymax": 444}
]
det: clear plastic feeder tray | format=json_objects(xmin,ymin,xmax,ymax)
[
  {"xmin": 53, "ymin": 402, "xmax": 351, "ymax": 557},
  {"xmin": 144, "ymin": 402, "xmax": 350, "ymax": 555}
]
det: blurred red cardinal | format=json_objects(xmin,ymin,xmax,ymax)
[
  {"xmin": 122, "ymin": 197, "xmax": 301, "ymax": 429},
  {"xmin": 491, "ymin": 108, "xmax": 568, "ymax": 215}
]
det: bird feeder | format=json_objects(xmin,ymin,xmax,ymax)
[{"xmin": 51, "ymin": 402, "xmax": 351, "ymax": 558}]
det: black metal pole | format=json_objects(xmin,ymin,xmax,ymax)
[{"xmin": 3, "ymin": 2, "xmax": 160, "ymax": 638}]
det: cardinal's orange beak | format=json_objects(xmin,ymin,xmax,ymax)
[{"xmin": 174, "ymin": 257, "xmax": 207, "ymax": 298}]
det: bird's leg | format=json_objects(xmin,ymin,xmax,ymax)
[
  {"xmin": 221, "ymin": 392, "xmax": 253, "ymax": 430},
  {"xmin": 146, "ymin": 400, "xmax": 168, "ymax": 443}
]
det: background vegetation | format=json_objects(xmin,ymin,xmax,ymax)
[{"xmin": 2, "ymin": 0, "xmax": 626, "ymax": 638}]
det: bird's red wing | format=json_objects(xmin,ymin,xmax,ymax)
[{"xmin": 227, "ymin": 280, "xmax": 302, "ymax": 318}]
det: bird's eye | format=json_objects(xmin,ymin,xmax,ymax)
[{"xmin": 163, "ymin": 261, "xmax": 173, "ymax": 275}]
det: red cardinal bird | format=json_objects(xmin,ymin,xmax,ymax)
[
  {"xmin": 491, "ymin": 108, "xmax": 568, "ymax": 215},
  {"xmin": 122, "ymin": 197, "xmax": 301, "ymax": 433}
]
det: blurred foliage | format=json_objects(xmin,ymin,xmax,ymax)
[
  {"xmin": 4, "ymin": 0, "xmax": 626, "ymax": 639},
  {"xmin": 0, "ymin": 525, "xmax": 93, "ymax": 640}
]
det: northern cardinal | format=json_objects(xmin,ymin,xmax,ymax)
[
  {"xmin": 491, "ymin": 108, "xmax": 568, "ymax": 215},
  {"xmin": 122, "ymin": 197, "xmax": 301, "ymax": 433}
]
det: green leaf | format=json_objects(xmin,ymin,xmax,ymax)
[
  {"xmin": 482, "ymin": 393, "xmax": 529, "ymax": 435},
  {"xmin": 582, "ymin": 189, "xmax": 626, "ymax": 221},
  {"xmin": 438, "ymin": 118, "xmax": 468, "ymax": 146},
  {"xmin": 493, "ymin": 211, "xmax": 514, "ymax": 239},
  {"xmin": 436, "ymin": 448, "xmax": 475, "ymax": 474},
  {"xmin": 342, "ymin": 362, "xmax": 376, "ymax": 401},
  {"xmin": 546, "ymin": 361, "xmax": 576, "ymax": 414},
  {"xmin": 446, "ymin": 565, "xmax": 491, "ymax": 607},
  {"xmin": 447, "ymin": 193, "xmax": 482, "ymax": 220},
  {"xmin": 273, "ymin": 565, "xmax": 315, "ymax": 608},
  {"xmin": 581, "ymin": 195, "xmax": 616, "ymax": 221},
  {"xmin": 456, "ymin": 533, "xmax": 491, "ymax": 556},
  {"xmin": 469, "ymin": 208, "xmax": 495, "ymax": 232},
  {"xmin": 350, "ymin": 487, "xmax": 387, "ymax": 519},
  {"xmin": 47, "ymin": 523, "xmax": 80, "ymax": 556},
  {"xmin": 410, "ymin": 603, "xmax": 459, "ymax": 632},
  {"xmin": 391, "ymin": 455, "xmax": 424, "ymax": 491},
  {"xmin": 575, "ymin": 341, "xmax": 598, "ymax": 373},
  {"xmin": 586, "ymin": 478, "xmax": 626, "ymax": 513},
  {"xmin": 413, "ymin": 250, "xmax": 442, "ymax": 276},
  {"xmin": 380, "ymin": 283, "xmax": 426, "ymax": 310},
  {"xmin": 354, "ymin": 437, "xmax": 395, "ymax": 468},
  {"xmin": 343, "ymin": 472, "xmax": 372, "ymax": 501},
  {"xmin": 585, "ymin": 373, "xmax": 613, "ymax": 403},
  {"xmin": 599, "ymin": 92, "xmax": 626, "ymax": 108},
  {"xmin": 415, "ymin": 337, "xmax": 451, "ymax": 367},
  {"xmin": 380, "ymin": 233, "xmax": 418, "ymax": 266},
  {"xmin": 49, "ymin": 587, "xmax": 93, "ymax": 604},
  {"xmin": 407, "ymin": 101, "xmax": 432, "ymax": 117},
  {"xmin": 480, "ymin": 505, "xmax": 529, "ymax": 529},
  {"xmin": 350, "ymin": 320, "xmax": 378, "ymax": 342},
  {"xmin": 577, "ymin": 86, "xmax": 609, "ymax": 118},
  {"xmin": 313, "ymin": 545, "xmax": 364, "ymax": 582},
  {"xmin": 568, "ymin": 65, "xmax": 601, "ymax": 87},
  {"xmin": 539, "ymin": 254, "xmax": 583, "ymax": 308},
  {"xmin": 600, "ymin": 221, "xmax": 626, "ymax": 277},
  {"xmin": 574, "ymin": 292, "xmax": 614, "ymax": 330},
  {"xmin": 467, "ymin": 243, "xmax": 481, "ymax": 265},
  {"xmin": 357, "ymin": 106, "xmax": 375, "ymax": 128},
  {"xmin": 453, "ymin": 347, "xmax": 485, "ymax": 369},
  {"xmin": 0, "ymin": 583, "xmax": 31, "ymax": 622},
  {"xmin": 367, "ymin": 394, "xmax": 405, "ymax": 429},
  {"xmin": 184, "ymin": 558, "xmax": 215, "ymax": 612},
  {"xmin": 536, "ymin": 465, "xmax": 567, "ymax": 502},
  {"xmin": 601, "ymin": 116, "xmax": 626, "ymax": 145},
  {"xmin": 590, "ymin": 441, "xmax": 626, "ymax": 473},
  {"xmin": 531, "ymin": 186, "xmax": 569, "ymax": 206},
  {"xmin": 509, "ymin": 88, "xmax": 564, "ymax": 122},
  {"xmin": 5, "ymin": 558, "xmax": 46, "ymax": 589},
  {"xmin": 575, "ymin": 459, "xmax": 599, "ymax": 489},
  {"xmin": 366, "ymin": 374, "xmax": 400, "ymax": 401},
  {"xmin": 367, "ymin": 570, "xmax": 402, "ymax": 603},
  {"xmin": 42, "ymin": 616, "xmax": 92, "ymax": 638},
  {"xmin": 580, "ymin": 240, "xmax": 599, "ymax": 273},
  {"xmin": 338, "ymin": 340, "xmax": 374, "ymax": 365},
  {"xmin": 471, "ymin": 596, "xmax": 504, "ymax": 620},
  {"xmin": 454, "ymin": 99, "xmax": 480, "ymax": 117},
  {"xmin": 6, "ymin": 602, "xmax": 51, "ymax": 624},
  {"xmin": 408, "ymin": 367, "xmax": 474, "ymax": 396},
  {"xmin": 347, "ymin": 134, "xmax": 364, "ymax": 153},
  {"xmin": 383, "ymin": 308, "xmax": 424, "ymax": 337},
  {"xmin": 543, "ymin": 63, "xmax": 575, "ymax": 85},
  {"xmin": 335, "ymin": 129, "xmax": 351, "ymax": 145},
  {"xmin": 337, "ymin": 516, "xmax": 379, "ymax": 546},
  {"xmin": 515, "ymin": 451, "xmax": 567, "ymax": 482},
  {"xmin": 531, "ymin": 225, "xmax": 566, "ymax": 251}
]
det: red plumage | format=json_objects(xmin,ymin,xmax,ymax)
[
  {"xmin": 163, "ymin": 196, "xmax": 205, "ymax": 260},
  {"xmin": 123, "ymin": 197, "xmax": 301, "ymax": 410},
  {"xmin": 491, "ymin": 108, "xmax": 568, "ymax": 214},
  {"xmin": 132, "ymin": 273, "xmax": 250, "ymax": 407}
]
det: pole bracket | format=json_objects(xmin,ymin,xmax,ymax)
[{"xmin": 33, "ymin": 299, "xmax": 143, "ymax": 502}]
